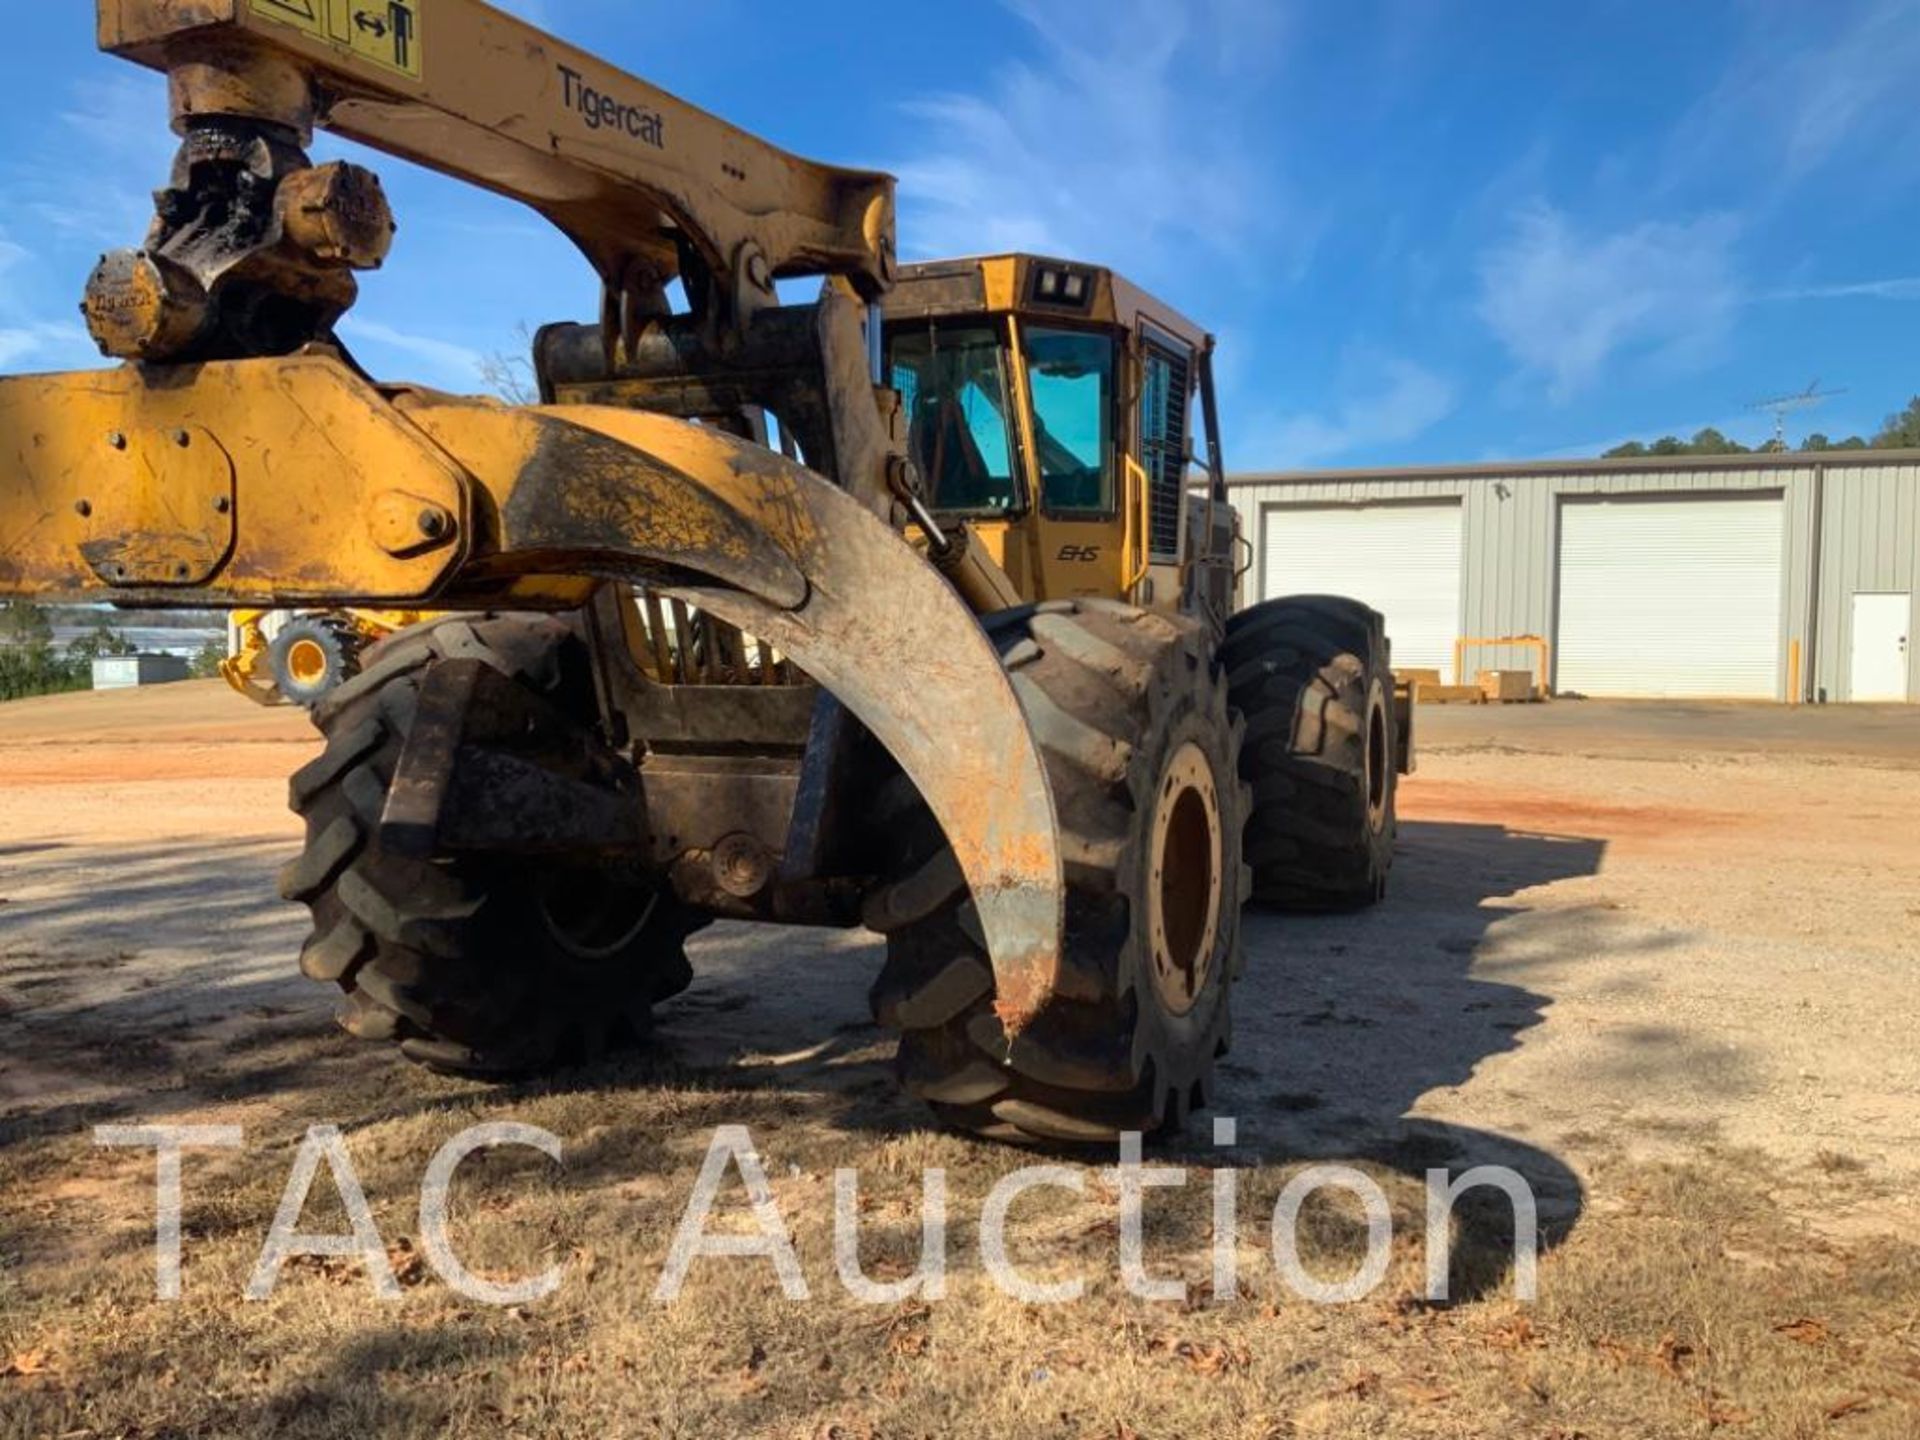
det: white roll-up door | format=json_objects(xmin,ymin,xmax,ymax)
[
  {"xmin": 1557, "ymin": 495, "xmax": 1783, "ymax": 698},
  {"xmin": 1260, "ymin": 502, "xmax": 1463, "ymax": 679}
]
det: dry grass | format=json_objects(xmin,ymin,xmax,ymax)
[{"xmin": 2, "ymin": 1041, "xmax": 1916, "ymax": 1440}]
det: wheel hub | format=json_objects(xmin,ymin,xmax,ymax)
[
  {"xmin": 286, "ymin": 636, "xmax": 330, "ymax": 687},
  {"xmin": 1146, "ymin": 740, "xmax": 1223, "ymax": 1017}
]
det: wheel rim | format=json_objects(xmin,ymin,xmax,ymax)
[
  {"xmin": 1365, "ymin": 678, "xmax": 1389, "ymax": 833},
  {"xmin": 539, "ymin": 870, "xmax": 659, "ymax": 964},
  {"xmin": 1146, "ymin": 740, "xmax": 1223, "ymax": 1017},
  {"xmin": 286, "ymin": 637, "xmax": 330, "ymax": 687}
]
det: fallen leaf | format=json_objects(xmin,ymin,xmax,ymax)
[
  {"xmin": 2, "ymin": 1349, "xmax": 56, "ymax": 1379},
  {"xmin": 1655, "ymin": 1333, "xmax": 1696, "ymax": 1378},
  {"xmin": 1486, "ymin": 1315, "xmax": 1545, "ymax": 1350},
  {"xmin": 886, "ymin": 1327, "xmax": 929, "ymax": 1359},
  {"xmin": 1825, "ymin": 1395, "xmax": 1874, "ymax": 1421},
  {"xmin": 1174, "ymin": 1340, "xmax": 1249, "ymax": 1377},
  {"xmin": 386, "ymin": 1237, "xmax": 428, "ymax": 1288},
  {"xmin": 1594, "ymin": 1338, "xmax": 1636, "ymax": 1369},
  {"xmin": 1401, "ymin": 1383, "xmax": 1455, "ymax": 1404},
  {"xmin": 1698, "ymin": 1395, "xmax": 1755, "ymax": 1427},
  {"xmin": 1774, "ymin": 1317, "xmax": 1830, "ymax": 1346}
]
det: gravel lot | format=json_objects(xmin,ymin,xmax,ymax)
[
  {"xmin": 4, "ymin": 683, "xmax": 1914, "ymax": 1206},
  {"xmin": 1, "ymin": 681, "xmax": 1917, "ymax": 1436}
]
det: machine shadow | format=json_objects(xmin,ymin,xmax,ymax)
[
  {"xmin": 641, "ymin": 816, "xmax": 1612, "ymax": 1302},
  {"xmin": 1198, "ymin": 818, "xmax": 1611, "ymax": 1298}
]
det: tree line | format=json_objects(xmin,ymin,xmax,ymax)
[
  {"xmin": 0, "ymin": 600, "xmax": 224, "ymax": 703},
  {"xmin": 1603, "ymin": 395, "xmax": 1920, "ymax": 458}
]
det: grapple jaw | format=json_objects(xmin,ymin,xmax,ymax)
[{"xmin": 0, "ymin": 355, "xmax": 1067, "ymax": 1031}]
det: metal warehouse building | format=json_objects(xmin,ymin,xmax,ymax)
[{"xmin": 1231, "ymin": 449, "xmax": 1920, "ymax": 703}]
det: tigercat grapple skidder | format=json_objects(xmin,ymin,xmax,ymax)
[{"xmin": 0, "ymin": 0, "xmax": 1411, "ymax": 1143}]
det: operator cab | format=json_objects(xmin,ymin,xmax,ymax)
[{"xmin": 880, "ymin": 254, "xmax": 1235, "ymax": 613}]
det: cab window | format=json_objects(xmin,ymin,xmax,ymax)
[
  {"xmin": 890, "ymin": 325, "xmax": 1019, "ymax": 514},
  {"xmin": 1023, "ymin": 327, "xmax": 1114, "ymax": 514}
]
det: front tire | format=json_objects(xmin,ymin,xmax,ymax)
[
  {"xmin": 866, "ymin": 599, "xmax": 1248, "ymax": 1144},
  {"xmin": 279, "ymin": 613, "xmax": 703, "ymax": 1075},
  {"xmin": 267, "ymin": 613, "xmax": 362, "ymax": 708}
]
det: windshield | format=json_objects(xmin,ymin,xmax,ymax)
[
  {"xmin": 1024, "ymin": 327, "xmax": 1115, "ymax": 514},
  {"xmin": 890, "ymin": 325, "xmax": 1019, "ymax": 514}
]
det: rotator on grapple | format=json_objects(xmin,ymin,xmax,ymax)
[{"xmin": 0, "ymin": 0, "xmax": 1410, "ymax": 1143}]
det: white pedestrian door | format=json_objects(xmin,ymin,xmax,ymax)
[{"xmin": 1849, "ymin": 593, "xmax": 1911, "ymax": 701}]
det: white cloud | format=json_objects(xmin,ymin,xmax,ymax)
[
  {"xmin": 1774, "ymin": 2, "xmax": 1920, "ymax": 182},
  {"xmin": 0, "ymin": 321, "xmax": 97, "ymax": 371},
  {"xmin": 1247, "ymin": 350, "xmax": 1457, "ymax": 468},
  {"xmin": 1477, "ymin": 204, "xmax": 1741, "ymax": 403},
  {"xmin": 1759, "ymin": 276, "xmax": 1920, "ymax": 303},
  {"xmin": 891, "ymin": 0, "xmax": 1280, "ymax": 276},
  {"xmin": 337, "ymin": 316, "xmax": 485, "ymax": 387},
  {"xmin": 1663, "ymin": 0, "xmax": 1920, "ymax": 197}
]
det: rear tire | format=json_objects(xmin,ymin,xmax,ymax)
[
  {"xmin": 1223, "ymin": 594, "xmax": 1397, "ymax": 910},
  {"xmin": 280, "ymin": 613, "xmax": 703, "ymax": 1076},
  {"xmin": 866, "ymin": 599, "xmax": 1248, "ymax": 1145}
]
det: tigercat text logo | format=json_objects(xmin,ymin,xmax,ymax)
[{"xmin": 558, "ymin": 64, "xmax": 666, "ymax": 149}]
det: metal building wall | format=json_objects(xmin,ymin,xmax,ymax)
[
  {"xmin": 1232, "ymin": 451, "xmax": 1920, "ymax": 701},
  {"xmin": 1813, "ymin": 460, "xmax": 1920, "ymax": 701}
]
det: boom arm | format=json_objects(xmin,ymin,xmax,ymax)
[{"xmin": 91, "ymin": 0, "xmax": 895, "ymax": 358}]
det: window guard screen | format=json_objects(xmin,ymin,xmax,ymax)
[{"xmin": 1140, "ymin": 333, "xmax": 1193, "ymax": 561}]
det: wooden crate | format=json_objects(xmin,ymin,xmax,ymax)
[{"xmin": 1476, "ymin": 668, "xmax": 1536, "ymax": 702}]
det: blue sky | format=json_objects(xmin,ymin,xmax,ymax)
[{"xmin": 2, "ymin": 0, "xmax": 1917, "ymax": 467}]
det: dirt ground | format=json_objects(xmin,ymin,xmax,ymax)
[{"xmin": 2, "ymin": 681, "xmax": 1918, "ymax": 1438}]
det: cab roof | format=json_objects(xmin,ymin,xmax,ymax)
[{"xmin": 884, "ymin": 254, "xmax": 1212, "ymax": 355}]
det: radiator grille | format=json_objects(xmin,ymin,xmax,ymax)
[{"xmin": 632, "ymin": 590, "xmax": 800, "ymax": 686}]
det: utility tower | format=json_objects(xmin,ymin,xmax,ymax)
[{"xmin": 1750, "ymin": 380, "xmax": 1847, "ymax": 450}]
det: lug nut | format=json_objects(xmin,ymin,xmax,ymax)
[
  {"xmin": 213, "ymin": 495, "xmax": 231, "ymax": 515},
  {"xmin": 171, "ymin": 429, "xmax": 191, "ymax": 448},
  {"xmin": 74, "ymin": 498, "xmax": 92, "ymax": 518},
  {"xmin": 106, "ymin": 432, "xmax": 126, "ymax": 450},
  {"xmin": 418, "ymin": 509, "xmax": 447, "ymax": 539}
]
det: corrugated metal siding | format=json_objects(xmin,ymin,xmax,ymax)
[
  {"xmin": 1815, "ymin": 463, "xmax": 1920, "ymax": 700},
  {"xmin": 1234, "ymin": 456, "xmax": 1916, "ymax": 702}
]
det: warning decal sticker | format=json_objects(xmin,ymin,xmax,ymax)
[{"xmin": 249, "ymin": 0, "xmax": 423, "ymax": 80}]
